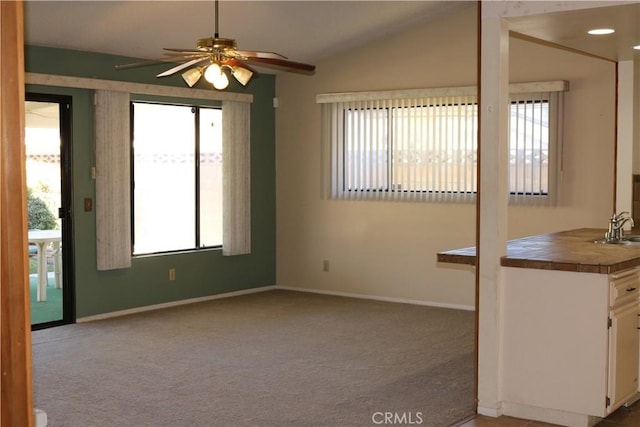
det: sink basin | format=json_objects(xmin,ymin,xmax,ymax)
[
  {"xmin": 593, "ymin": 239, "xmax": 624, "ymax": 245},
  {"xmin": 593, "ymin": 236, "xmax": 640, "ymax": 246}
]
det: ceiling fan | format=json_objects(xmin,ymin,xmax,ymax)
[{"xmin": 116, "ymin": 0, "xmax": 315, "ymax": 90}]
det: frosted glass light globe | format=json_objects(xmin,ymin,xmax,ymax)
[{"xmin": 204, "ymin": 64, "xmax": 229, "ymax": 90}]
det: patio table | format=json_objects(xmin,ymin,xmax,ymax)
[{"xmin": 28, "ymin": 229, "xmax": 62, "ymax": 302}]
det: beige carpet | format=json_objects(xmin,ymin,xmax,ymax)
[{"xmin": 32, "ymin": 290, "xmax": 475, "ymax": 427}]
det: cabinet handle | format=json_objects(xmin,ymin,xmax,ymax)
[{"xmin": 626, "ymin": 287, "xmax": 637, "ymax": 292}]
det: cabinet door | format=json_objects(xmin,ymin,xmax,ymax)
[{"xmin": 608, "ymin": 301, "xmax": 639, "ymax": 413}]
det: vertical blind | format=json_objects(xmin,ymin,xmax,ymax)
[
  {"xmin": 95, "ymin": 90, "xmax": 132, "ymax": 270},
  {"xmin": 222, "ymin": 100, "xmax": 251, "ymax": 256},
  {"xmin": 508, "ymin": 91, "xmax": 562, "ymax": 206},
  {"xmin": 318, "ymin": 82, "xmax": 567, "ymax": 205}
]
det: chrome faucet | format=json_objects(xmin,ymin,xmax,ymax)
[{"xmin": 605, "ymin": 212, "xmax": 635, "ymax": 242}]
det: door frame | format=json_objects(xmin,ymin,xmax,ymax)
[{"xmin": 26, "ymin": 92, "xmax": 75, "ymax": 329}]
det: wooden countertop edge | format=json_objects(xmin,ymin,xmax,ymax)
[
  {"xmin": 437, "ymin": 253, "xmax": 640, "ymax": 274},
  {"xmin": 436, "ymin": 228, "xmax": 640, "ymax": 274},
  {"xmin": 437, "ymin": 253, "xmax": 476, "ymax": 266}
]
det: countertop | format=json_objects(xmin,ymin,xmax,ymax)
[{"xmin": 436, "ymin": 228, "xmax": 640, "ymax": 274}]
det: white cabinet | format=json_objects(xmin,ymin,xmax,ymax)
[
  {"xmin": 607, "ymin": 270, "xmax": 639, "ymax": 412},
  {"xmin": 607, "ymin": 301, "xmax": 639, "ymax": 409},
  {"xmin": 501, "ymin": 266, "xmax": 640, "ymax": 427}
]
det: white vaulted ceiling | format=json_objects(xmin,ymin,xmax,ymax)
[
  {"xmin": 23, "ymin": 1, "xmax": 472, "ymax": 65},
  {"xmin": 23, "ymin": 1, "xmax": 639, "ymax": 71}
]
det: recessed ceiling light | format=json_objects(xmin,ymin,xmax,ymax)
[
  {"xmin": 588, "ymin": 28, "xmax": 615, "ymax": 35},
  {"xmin": 634, "ymin": 45, "xmax": 640, "ymax": 50}
]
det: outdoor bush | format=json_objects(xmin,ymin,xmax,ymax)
[{"xmin": 27, "ymin": 189, "xmax": 57, "ymax": 230}]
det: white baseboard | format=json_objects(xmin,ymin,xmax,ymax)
[
  {"xmin": 502, "ymin": 401, "xmax": 601, "ymax": 427},
  {"xmin": 77, "ymin": 284, "xmax": 473, "ymax": 323},
  {"xmin": 275, "ymin": 286, "xmax": 475, "ymax": 311},
  {"xmin": 35, "ymin": 408, "xmax": 47, "ymax": 427},
  {"xmin": 477, "ymin": 406, "xmax": 503, "ymax": 417},
  {"xmin": 77, "ymin": 285, "xmax": 277, "ymax": 323}
]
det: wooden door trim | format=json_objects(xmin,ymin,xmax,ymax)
[{"xmin": 1, "ymin": 1, "xmax": 35, "ymax": 425}]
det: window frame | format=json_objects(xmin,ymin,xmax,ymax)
[
  {"xmin": 130, "ymin": 99, "xmax": 223, "ymax": 256},
  {"xmin": 507, "ymin": 91, "xmax": 560, "ymax": 205},
  {"xmin": 318, "ymin": 82, "xmax": 567, "ymax": 205}
]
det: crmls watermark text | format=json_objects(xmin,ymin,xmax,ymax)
[{"xmin": 371, "ymin": 411, "xmax": 424, "ymax": 425}]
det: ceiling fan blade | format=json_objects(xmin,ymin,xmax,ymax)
[
  {"xmin": 163, "ymin": 52, "xmax": 209, "ymax": 58},
  {"xmin": 115, "ymin": 55, "xmax": 197, "ymax": 71},
  {"xmin": 235, "ymin": 50, "xmax": 287, "ymax": 60},
  {"xmin": 116, "ymin": 54, "xmax": 207, "ymax": 70},
  {"xmin": 242, "ymin": 57, "xmax": 316, "ymax": 74},
  {"xmin": 157, "ymin": 57, "xmax": 210, "ymax": 77},
  {"xmin": 164, "ymin": 48, "xmax": 209, "ymax": 54}
]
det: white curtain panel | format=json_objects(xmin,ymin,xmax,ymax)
[
  {"xmin": 222, "ymin": 101, "xmax": 251, "ymax": 256},
  {"xmin": 95, "ymin": 90, "xmax": 132, "ymax": 270}
]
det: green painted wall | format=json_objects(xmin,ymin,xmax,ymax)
[{"xmin": 25, "ymin": 46, "xmax": 276, "ymax": 317}]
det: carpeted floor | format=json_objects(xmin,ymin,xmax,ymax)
[{"xmin": 32, "ymin": 290, "xmax": 475, "ymax": 427}]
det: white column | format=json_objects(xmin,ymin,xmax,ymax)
[
  {"xmin": 477, "ymin": 9, "xmax": 509, "ymax": 417},
  {"xmin": 616, "ymin": 61, "xmax": 634, "ymax": 219}
]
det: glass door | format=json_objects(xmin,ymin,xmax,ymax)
[{"xmin": 25, "ymin": 93, "xmax": 74, "ymax": 329}]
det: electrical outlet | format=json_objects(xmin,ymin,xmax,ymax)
[
  {"xmin": 169, "ymin": 268, "xmax": 176, "ymax": 281},
  {"xmin": 322, "ymin": 260, "xmax": 330, "ymax": 272}
]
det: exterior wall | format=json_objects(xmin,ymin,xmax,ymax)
[
  {"xmin": 275, "ymin": 4, "xmax": 616, "ymax": 308},
  {"xmin": 25, "ymin": 46, "xmax": 276, "ymax": 317}
]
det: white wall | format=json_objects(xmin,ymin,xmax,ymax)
[
  {"xmin": 275, "ymin": 4, "xmax": 616, "ymax": 308},
  {"xmin": 508, "ymin": 37, "xmax": 617, "ymax": 234}
]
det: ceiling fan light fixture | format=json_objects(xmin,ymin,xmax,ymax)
[
  {"xmin": 232, "ymin": 66, "xmax": 253, "ymax": 86},
  {"xmin": 204, "ymin": 63, "xmax": 229, "ymax": 90},
  {"xmin": 182, "ymin": 67, "xmax": 203, "ymax": 87},
  {"xmin": 115, "ymin": 0, "xmax": 315, "ymax": 90}
]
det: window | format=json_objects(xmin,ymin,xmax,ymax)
[
  {"xmin": 342, "ymin": 99, "xmax": 478, "ymax": 198},
  {"xmin": 508, "ymin": 94, "xmax": 555, "ymax": 201},
  {"xmin": 319, "ymin": 82, "xmax": 566, "ymax": 204},
  {"xmin": 131, "ymin": 102, "xmax": 222, "ymax": 254}
]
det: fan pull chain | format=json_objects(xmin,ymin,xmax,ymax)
[{"xmin": 214, "ymin": 0, "xmax": 219, "ymax": 38}]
